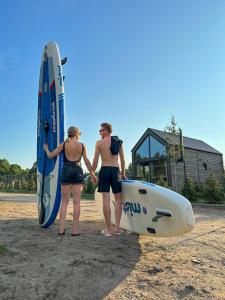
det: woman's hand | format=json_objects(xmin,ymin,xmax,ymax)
[
  {"xmin": 91, "ymin": 174, "xmax": 98, "ymax": 184},
  {"xmin": 43, "ymin": 144, "xmax": 48, "ymax": 152}
]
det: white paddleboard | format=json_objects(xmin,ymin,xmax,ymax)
[{"xmin": 95, "ymin": 180, "xmax": 195, "ymax": 237}]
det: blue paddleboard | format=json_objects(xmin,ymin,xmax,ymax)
[{"xmin": 37, "ymin": 42, "xmax": 65, "ymax": 228}]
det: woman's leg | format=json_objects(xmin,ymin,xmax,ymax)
[
  {"xmin": 71, "ymin": 184, "xmax": 82, "ymax": 234},
  {"xmin": 59, "ymin": 184, "xmax": 70, "ymax": 233}
]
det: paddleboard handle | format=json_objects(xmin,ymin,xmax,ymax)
[
  {"xmin": 139, "ymin": 189, "xmax": 147, "ymax": 194},
  {"xmin": 152, "ymin": 210, "xmax": 172, "ymax": 222}
]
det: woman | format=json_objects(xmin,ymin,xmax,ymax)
[{"xmin": 44, "ymin": 126, "xmax": 96, "ymax": 236}]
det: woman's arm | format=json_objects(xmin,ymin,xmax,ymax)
[
  {"xmin": 43, "ymin": 143, "xmax": 63, "ymax": 159},
  {"xmin": 82, "ymin": 144, "xmax": 97, "ymax": 183}
]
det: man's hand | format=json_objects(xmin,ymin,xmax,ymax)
[{"xmin": 121, "ymin": 174, "xmax": 127, "ymax": 180}]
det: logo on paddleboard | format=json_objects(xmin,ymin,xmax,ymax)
[
  {"xmin": 122, "ymin": 202, "xmax": 147, "ymax": 216},
  {"xmin": 51, "ymin": 101, "xmax": 56, "ymax": 133},
  {"xmin": 57, "ymin": 65, "xmax": 63, "ymax": 87},
  {"xmin": 112, "ymin": 201, "xmax": 147, "ymax": 216}
]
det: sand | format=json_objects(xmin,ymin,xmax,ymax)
[{"xmin": 0, "ymin": 193, "xmax": 225, "ymax": 300}]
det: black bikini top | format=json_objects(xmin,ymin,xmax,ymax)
[{"xmin": 63, "ymin": 142, "xmax": 84, "ymax": 164}]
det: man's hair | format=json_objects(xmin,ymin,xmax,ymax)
[{"xmin": 101, "ymin": 122, "xmax": 112, "ymax": 134}]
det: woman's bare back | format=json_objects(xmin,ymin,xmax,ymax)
[{"xmin": 64, "ymin": 140, "xmax": 83, "ymax": 161}]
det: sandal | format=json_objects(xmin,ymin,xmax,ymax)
[{"xmin": 101, "ymin": 229, "xmax": 113, "ymax": 237}]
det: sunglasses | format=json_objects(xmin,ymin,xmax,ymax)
[{"xmin": 99, "ymin": 129, "xmax": 106, "ymax": 133}]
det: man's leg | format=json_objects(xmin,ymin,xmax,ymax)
[
  {"xmin": 71, "ymin": 184, "xmax": 82, "ymax": 235},
  {"xmin": 59, "ymin": 184, "xmax": 70, "ymax": 233},
  {"xmin": 114, "ymin": 192, "xmax": 122, "ymax": 233},
  {"xmin": 102, "ymin": 192, "xmax": 112, "ymax": 234}
]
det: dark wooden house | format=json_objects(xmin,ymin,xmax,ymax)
[{"xmin": 132, "ymin": 128, "xmax": 224, "ymax": 192}]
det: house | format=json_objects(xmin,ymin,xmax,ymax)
[{"xmin": 131, "ymin": 128, "xmax": 224, "ymax": 192}]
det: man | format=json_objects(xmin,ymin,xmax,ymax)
[{"xmin": 92, "ymin": 122, "xmax": 126, "ymax": 236}]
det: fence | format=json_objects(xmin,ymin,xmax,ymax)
[{"xmin": 0, "ymin": 174, "xmax": 37, "ymax": 193}]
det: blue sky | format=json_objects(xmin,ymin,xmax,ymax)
[{"xmin": 0, "ymin": 0, "xmax": 225, "ymax": 170}]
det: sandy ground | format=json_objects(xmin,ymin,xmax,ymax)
[{"xmin": 0, "ymin": 193, "xmax": 225, "ymax": 300}]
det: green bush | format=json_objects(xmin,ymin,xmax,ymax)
[
  {"xmin": 204, "ymin": 174, "xmax": 224, "ymax": 204},
  {"xmin": 82, "ymin": 176, "xmax": 96, "ymax": 195},
  {"xmin": 156, "ymin": 175, "xmax": 169, "ymax": 188},
  {"xmin": 182, "ymin": 177, "xmax": 195, "ymax": 201}
]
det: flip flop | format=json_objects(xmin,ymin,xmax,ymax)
[
  {"xmin": 58, "ymin": 230, "xmax": 65, "ymax": 236},
  {"xmin": 101, "ymin": 229, "xmax": 113, "ymax": 237},
  {"xmin": 114, "ymin": 230, "xmax": 123, "ymax": 236},
  {"xmin": 71, "ymin": 233, "xmax": 80, "ymax": 237}
]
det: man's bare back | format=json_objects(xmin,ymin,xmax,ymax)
[{"xmin": 97, "ymin": 137, "xmax": 119, "ymax": 167}]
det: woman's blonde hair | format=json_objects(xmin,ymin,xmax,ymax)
[{"xmin": 67, "ymin": 126, "xmax": 80, "ymax": 138}]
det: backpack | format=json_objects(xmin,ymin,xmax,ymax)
[{"xmin": 110, "ymin": 136, "xmax": 123, "ymax": 155}]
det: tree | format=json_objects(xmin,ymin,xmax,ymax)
[
  {"xmin": 9, "ymin": 164, "xmax": 22, "ymax": 175},
  {"xmin": 0, "ymin": 159, "xmax": 10, "ymax": 175},
  {"xmin": 165, "ymin": 115, "xmax": 179, "ymax": 135}
]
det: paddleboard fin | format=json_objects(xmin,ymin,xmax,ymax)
[
  {"xmin": 61, "ymin": 57, "xmax": 67, "ymax": 65},
  {"xmin": 152, "ymin": 210, "xmax": 172, "ymax": 222}
]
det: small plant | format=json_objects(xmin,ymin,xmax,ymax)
[
  {"xmin": 204, "ymin": 173, "xmax": 224, "ymax": 204},
  {"xmin": 156, "ymin": 175, "xmax": 169, "ymax": 188},
  {"xmin": 182, "ymin": 177, "xmax": 195, "ymax": 201},
  {"xmin": 0, "ymin": 244, "xmax": 8, "ymax": 254}
]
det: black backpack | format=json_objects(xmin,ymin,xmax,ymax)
[{"xmin": 110, "ymin": 136, "xmax": 123, "ymax": 155}]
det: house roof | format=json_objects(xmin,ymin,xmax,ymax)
[{"xmin": 132, "ymin": 128, "xmax": 222, "ymax": 155}]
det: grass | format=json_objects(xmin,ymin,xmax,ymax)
[
  {"xmin": 0, "ymin": 244, "xmax": 8, "ymax": 254},
  {"xmin": 81, "ymin": 194, "xmax": 95, "ymax": 200},
  {"xmin": 0, "ymin": 188, "xmax": 36, "ymax": 194}
]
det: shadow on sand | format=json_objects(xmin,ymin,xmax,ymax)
[{"xmin": 0, "ymin": 218, "xmax": 141, "ymax": 300}]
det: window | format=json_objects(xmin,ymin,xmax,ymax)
[
  {"xmin": 134, "ymin": 137, "xmax": 149, "ymax": 160},
  {"xmin": 150, "ymin": 160, "xmax": 167, "ymax": 183},
  {"xmin": 150, "ymin": 136, "xmax": 166, "ymax": 159},
  {"xmin": 136, "ymin": 163, "xmax": 150, "ymax": 181}
]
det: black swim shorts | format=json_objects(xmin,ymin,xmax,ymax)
[
  {"xmin": 98, "ymin": 166, "xmax": 122, "ymax": 194},
  {"xmin": 61, "ymin": 162, "xmax": 84, "ymax": 185}
]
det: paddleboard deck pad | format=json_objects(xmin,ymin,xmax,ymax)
[
  {"xmin": 95, "ymin": 180, "xmax": 195, "ymax": 237},
  {"xmin": 37, "ymin": 42, "xmax": 65, "ymax": 228}
]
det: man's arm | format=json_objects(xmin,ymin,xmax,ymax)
[
  {"xmin": 119, "ymin": 144, "xmax": 126, "ymax": 179},
  {"xmin": 92, "ymin": 141, "xmax": 100, "ymax": 172},
  {"xmin": 43, "ymin": 143, "xmax": 63, "ymax": 159}
]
